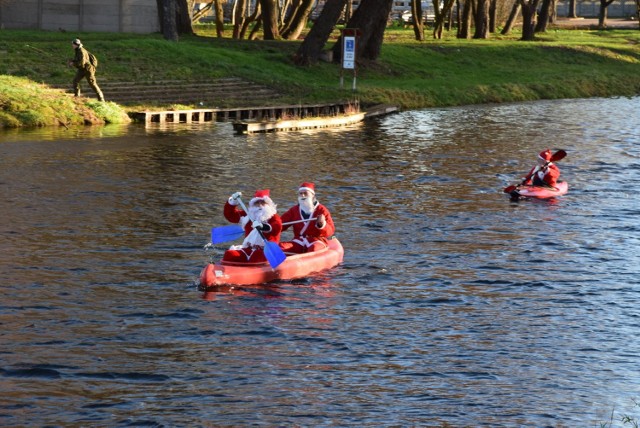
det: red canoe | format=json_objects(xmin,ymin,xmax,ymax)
[
  {"xmin": 510, "ymin": 181, "xmax": 569, "ymax": 199},
  {"xmin": 199, "ymin": 237, "xmax": 344, "ymax": 287}
]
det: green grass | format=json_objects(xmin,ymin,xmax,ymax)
[
  {"xmin": 1, "ymin": 24, "xmax": 639, "ymax": 127},
  {"xmin": 0, "ymin": 75, "xmax": 130, "ymax": 128}
]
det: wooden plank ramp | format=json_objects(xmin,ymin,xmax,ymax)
[{"xmin": 233, "ymin": 112, "xmax": 367, "ymax": 134}]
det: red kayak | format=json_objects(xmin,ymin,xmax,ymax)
[
  {"xmin": 509, "ymin": 181, "xmax": 569, "ymax": 199},
  {"xmin": 199, "ymin": 237, "xmax": 344, "ymax": 287}
]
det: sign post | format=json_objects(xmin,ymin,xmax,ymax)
[{"xmin": 340, "ymin": 28, "xmax": 359, "ymax": 91}]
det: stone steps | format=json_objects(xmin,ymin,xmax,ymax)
[{"xmin": 51, "ymin": 77, "xmax": 283, "ymax": 106}]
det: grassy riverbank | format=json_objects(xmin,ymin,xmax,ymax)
[{"xmin": 1, "ymin": 25, "xmax": 639, "ymax": 127}]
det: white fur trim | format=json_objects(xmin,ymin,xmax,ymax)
[
  {"xmin": 299, "ymin": 187, "xmax": 315, "ymax": 195},
  {"xmin": 250, "ymin": 196, "xmax": 274, "ymax": 205}
]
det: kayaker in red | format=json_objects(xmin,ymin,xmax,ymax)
[
  {"xmin": 280, "ymin": 182, "xmax": 335, "ymax": 254},
  {"xmin": 222, "ymin": 189, "xmax": 282, "ymax": 264},
  {"xmin": 523, "ymin": 149, "xmax": 561, "ymax": 188}
]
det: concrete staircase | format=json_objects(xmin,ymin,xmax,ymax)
[{"xmin": 53, "ymin": 77, "xmax": 284, "ymax": 106}]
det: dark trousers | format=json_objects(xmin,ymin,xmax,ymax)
[{"xmin": 73, "ymin": 67, "xmax": 104, "ymax": 101}]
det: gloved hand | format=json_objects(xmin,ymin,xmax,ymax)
[
  {"xmin": 228, "ymin": 191, "xmax": 242, "ymax": 205},
  {"xmin": 252, "ymin": 220, "xmax": 264, "ymax": 230}
]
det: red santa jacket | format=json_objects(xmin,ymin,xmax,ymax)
[
  {"xmin": 524, "ymin": 163, "xmax": 560, "ymax": 187},
  {"xmin": 280, "ymin": 203, "xmax": 335, "ymax": 243},
  {"xmin": 223, "ymin": 201, "xmax": 282, "ymax": 243}
]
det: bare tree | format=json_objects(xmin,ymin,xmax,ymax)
[
  {"xmin": 537, "ymin": 0, "xmax": 557, "ymax": 31},
  {"xmin": 433, "ymin": 0, "xmax": 456, "ymax": 39},
  {"xmin": 411, "ymin": 0, "xmax": 425, "ymax": 41},
  {"xmin": 567, "ymin": 0, "xmax": 577, "ymax": 18},
  {"xmin": 597, "ymin": 0, "xmax": 615, "ymax": 29},
  {"xmin": 489, "ymin": 0, "xmax": 497, "ymax": 32},
  {"xmin": 518, "ymin": 0, "xmax": 542, "ymax": 40},
  {"xmin": 473, "ymin": 0, "xmax": 490, "ymax": 38},
  {"xmin": 159, "ymin": 0, "xmax": 179, "ymax": 40},
  {"xmin": 457, "ymin": 0, "xmax": 473, "ymax": 38},
  {"xmin": 331, "ymin": 0, "xmax": 394, "ymax": 62},
  {"xmin": 213, "ymin": 0, "xmax": 225, "ymax": 37},
  {"xmin": 281, "ymin": 0, "xmax": 316, "ymax": 40},
  {"xmin": 294, "ymin": 0, "xmax": 347, "ymax": 65},
  {"xmin": 260, "ymin": 0, "xmax": 280, "ymax": 39},
  {"xmin": 233, "ymin": 0, "xmax": 249, "ymax": 38},
  {"xmin": 192, "ymin": 1, "xmax": 214, "ymax": 22},
  {"xmin": 501, "ymin": 0, "xmax": 521, "ymax": 35}
]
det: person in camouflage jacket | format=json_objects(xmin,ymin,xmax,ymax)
[{"xmin": 68, "ymin": 38, "xmax": 105, "ymax": 102}]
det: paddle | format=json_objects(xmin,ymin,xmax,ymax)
[
  {"xmin": 282, "ymin": 217, "xmax": 317, "ymax": 226},
  {"xmin": 211, "ymin": 224, "xmax": 244, "ymax": 244},
  {"xmin": 236, "ymin": 198, "xmax": 287, "ymax": 269},
  {"xmin": 503, "ymin": 149, "xmax": 567, "ymax": 193},
  {"xmin": 210, "ymin": 217, "xmax": 318, "ymax": 245}
]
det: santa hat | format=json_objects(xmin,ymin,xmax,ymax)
[
  {"xmin": 298, "ymin": 182, "xmax": 315, "ymax": 195},
  {"xmin": 538, "ymin": 149, "xmax": 553, "ymax": 162},
  {"xmin": 250, "ymin": 189, "xmax": 274, "ymax": 207}
]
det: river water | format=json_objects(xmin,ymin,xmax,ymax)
[{"xmin": 1, "ymin": 96, "xmax": 639, "ymax": 427}]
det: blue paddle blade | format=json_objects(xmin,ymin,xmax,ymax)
[
  {"xmin": 264, "ymin": 241, "xmax": 287, "ymax": 269},
  {"xmin": 211, "ymin": 225, "xmax": 244, "ymax": 244}
]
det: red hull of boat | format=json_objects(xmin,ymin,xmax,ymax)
[
  {"xmin": 512, "ymin": 181, "xmax": 568, "ymax": 199},
  {"xmin": 199, "ymin": 238, "xmax": 344, "ymax": 287}
]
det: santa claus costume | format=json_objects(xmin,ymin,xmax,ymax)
[
  {"xmin": 223, "ymin": 189, "xmax": 282, "ymax": 264},
  {"xmin": 280, "ymin": 182, "xmax": 335, "ymax": 254},
  {"xmin": 524, "ymin": 149, "xmax": 561, "ymax": 188}
]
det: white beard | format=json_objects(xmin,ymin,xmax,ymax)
[
  {"xmin": 249, "ymin": 203, "xmax": 277, "ymax": 223},
  {"xmin": 298, "ymin": 196, "xmax": 315, "ymax": 214}
]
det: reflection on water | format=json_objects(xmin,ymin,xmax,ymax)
[{"xmin": 1, "ymin": 97, "xmax": 639, "ymax": 427}]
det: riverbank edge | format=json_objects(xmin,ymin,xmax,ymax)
[{"xmin": 1, "ymin": 27, "xmax": 640, "ymax": 128}]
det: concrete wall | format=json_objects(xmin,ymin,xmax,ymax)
[
  {"xmin": 392, "ymin": 0, "xmax": 635, "ymax": 18},
  {"xmin": 557, "ymin": 0, "xmax": 638, "ymax": 17},
  {"xmin": 0, "ymin": 0, "xmax": 160, "ymax": 33}
]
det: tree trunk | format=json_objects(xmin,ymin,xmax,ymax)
[
  {"xmin": 281, "ymin": 0, "xmax": 315, "ymax": 40},
  {"xmin": 411, "ymin": 0, "xmax": 425, "ymax": 41},
  {"xmin": 433, "ymin": 0, "xmax": 455, "ymax": 38},
  {"xmin": 519, "ymin": 0, "xmax": 541, "ymax": 41},
  {"xmin": 233, "ymin": 0, "xmax": 248, "ymax": 39},
  {"xmin": 240, "ymin": 3, "xmax": 261, "ymax": 39},
  {"xmin": 458, "ymin": 0, "xmax": 472, "ymax": 38},
  {"xmin": 567, "ymin": 0, "xmax": 577, "ymax": 17},
  {"xmin": 192, "ymin": 2, "xmax": 213, "ymax": 22},
  {"xmin": 636, "ymin": 0, "xmax": 640, "ymax": 29},
  {"xmin": 175, "ymin": 0, "xmax": 194, "ymax": 34},
  {"xmin": 260, "ymin": 0, "xmax": 280, "ymax": 39},
  {"xmin": 598, "ymin": 0, "xmax": 614, "ymax": 29},
  {"xmin": 489, "ymin": 0, "xmax": 497, "ymax": 32},
  {"xmin": 294, "ymin": 0, "xmax": 347, "ymax": 65},
  {"xmin": 159, "ymin": 0, "xmax": 179, "ymax": 41},
  {"xmin": 249, "ymin": 14, "xmax": 263, "ymax": 40},
  {"xmin": 345, "ymin": 0, "xmax": 354, "ymax": 22},
  {"xmin": 214, "ymin": 0, "xmax": 225, "ymax": 37},
  {"xmin": 549, "ymin": 0, "xmax": 556, "ymax": 23},
  {"xmin": 473, "ymin": 0, "xmax": 490, "ymax": 38},
  {"xmin": 535, "ymin": 0, "xmax": 552, "ymax": 32},
  {"xmin": 331, "ymin": 0, "xmax": 394, "ymax": 62},
  {"xmin": 501, "ymin": 0, "xmax": 521, "ymax": 35}
]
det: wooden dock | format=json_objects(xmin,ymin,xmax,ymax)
[{"xmin": 130, "ymin": 102, "xmax": 361, "ymax": 125}]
